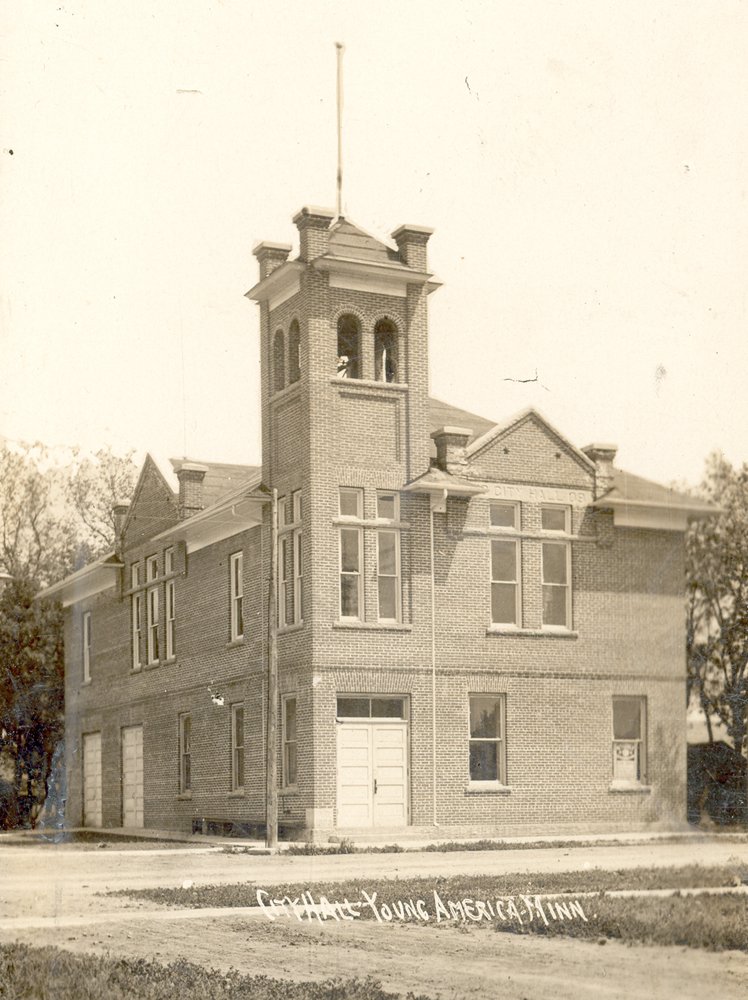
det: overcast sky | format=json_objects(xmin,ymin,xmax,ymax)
[{"xmin": 2, "ymin": 1, "xmax": 747, "ymax": 486}]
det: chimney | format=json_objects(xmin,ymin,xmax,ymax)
[
  {"xmin": 431, "ymin": 426, "xmax": 472, "ymax": 475},
  {"xmin": 253, "ymin": 241, "xmax": 292, "ymax": 280},
  {"xmin": 582, "ymin": 443, "xmax": 618, "ymax": 499},
  {"xmin": 112, "ymin": 502, "xmax": 129, "ymax": 539},
  {"xmin": 391, "ymin": 224, "xmax": 433, "ymax": 271},
  {"xmin": 176, "ymin": 463, "xmax": 208, "ymax": 519},
  {"xmin": 293, "ymin": 206, "xmax": 335, "ymax": 262}
]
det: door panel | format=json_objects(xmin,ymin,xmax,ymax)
[
  {"xmin": 337, "ymin": 724, "xmax": 373, "ymax": 827},
  {"xmin": 373, "ymin": 724, "xmax": 407, "ymax": 826},
  {"xmin": 337, "ymin": 720, "xmax": 408, "ymax": 828},
  {"xmin": 122, "ymin": 725, "xmax": 144, "ymax": 828},
  {"xmin": 82, "ymin": 733, "xmax": 102, "ymax": 828}
]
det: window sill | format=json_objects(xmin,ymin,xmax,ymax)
[
  {"xmin": 81, "ymin": 679, "xmax": 92, "ymax": 687},
  {"xmin": 226, "ymin": 638, "xmax": 245, "ymax": 649},
  {"xmin": 162, "ymin": 656, "xmax": 177, "ymax": 666},
  {"xmin": 334, "ymin": 620, "xmax": 412, "ymax": 632},
  {"xmin": 330, "ymin": 377, "xmax": 408, "ymax": 393},
  {"xmin": 143, "ymin": 660, "xmax": 160, "ymax": 670},
  {"xmin": 465, "ymin": 782, "xmax": 512, "ymax": 795},
  {"xmin": 176, "ymin": 792, "xmax": 192, "ymax": 801},
  {"xmin": 486, "ymin": 627, "xmax": 578, "ymax": 639},
  {"xmin": 280, "ymin": 786, "xmax": 299, "ymax": 796},
  {"xmin": 130, "ymin": 666, "xmax": 143, "ymax": 675},
  {"xmin": 227, "ymin": 790, "xmax": 245, "ymax": 799},
  {"xmin": 609, "ymin": 782, "xmax": 651, "ymax": 794},
  {"xmin": 278, "ymin": 622, "xmax": 304, "ymax": 636}
]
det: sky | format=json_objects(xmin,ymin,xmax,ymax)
[{"xmin": 1, "ymin": 0, "xmax": 747, "ymax": 486}]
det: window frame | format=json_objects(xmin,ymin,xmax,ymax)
[
  {"xmin": 82, "ymin": 611, "xmax": 91, "ymax": 683},
  {"xmin": 292, "ymin": 490, "xmax": 303, "ymax": 625},
  {"xmin": 468, "ymin": 694, "xmax": 507, "ymax": 786},
  {"xmin": 178, "ymin": 713, "xmax": 191, "ymax": 795},
  {"xmin": 338, "ymin": 488, "xmax": 363, "ymax": 621},
  {"xmin": 490, "ymin": 537, "xmax": 521, "ymax": 627},
  {"xmin": 612, "ymin": 696, "xmax": 647, "ymax": 785},
  {"xmin": 288, "ymin": 319, "xmax": 301, "ymax": 384},
  {"xmin": 231, "ymin": 702, "xmax": 245, "ymax": 793},
  {"xmin": 146, "ymin": 583, "xmax": 159, "ymax": 664},
  {"xmin": 489, "ymin": 501, "xmax": 520, "ymax": 531},
  {"xmin": 541, "ymin": 539, "xmax": 572, "ymax": 630},
  {"xmin": 229, "ymin": 551, "xmax": 244, "ymax": 641},
  {"xmin": 336, "ymin": 314, "xmax": 361, "ymax": 379},
  {"xmin": 374, "ymin": 318, "xmax": 399, "ymax": 383},
  {"xmin": 376, "ymin": 491, "xmax": 401, "ymax": 623},
  {"xmin": 131, "ymin": 564, "xmax": 142, "ymax": 672},
  {"xmin": 272, "ymin": 328, "xmax": 285, "ymax": 393},
  {"xmin": 282, "ymin": 694, "xmax": 298, "ymax": 790},
  {"xmin": 540, "ymin": 504, "xmax": 571, "ymax": 534}
]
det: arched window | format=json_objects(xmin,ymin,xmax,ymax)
[
  {"xmin": 288, "ymin": 320, "xmax": 301, "ymax": 384},
  {"xmin": 273, "ymin": 330, "xmax": 285, "ymax": 393},
  {"xmin": 336, "ymin": 314, "xmax": 361, "ymax": 379},
  {"xmin": 374, "ymin": 319, "xmax": 398, "ymax": 383}
]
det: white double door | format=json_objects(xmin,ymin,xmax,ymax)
[
  {"xmin": 337, "ymin": 721, "xmax": 408, "ymax": 827},
  {"xmin": 82, "ymin": 732, "xmax": 102, "ymax": 828},
  {"xmin": 121, "ymin": 725, "xmax": 144, "ymax": 828}
]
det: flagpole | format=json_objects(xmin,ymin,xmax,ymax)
[{"xmin": 336, "ymin": 42, "xmax": 344, "ymax": 219}]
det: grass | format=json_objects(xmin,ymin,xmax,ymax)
[{"xmin": 0, "ymin": 944, "xmax": 432, "ymax": 1000}]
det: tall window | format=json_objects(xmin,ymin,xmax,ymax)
[
  {"xmin": 279, "ymin": 529, "xmax": 290, "ymax": 627},
  {"xmin": 146, "ymin": 555, "xmax": 159, "ymax": 664},
  {"xmin": 339, "ymin": 488, "xmax": 363, "ymax": 619},
  {"xmin": 288, "ymin": 320, "xmax": 301, "ymax": 383},
  {"xmin": 273, "ymin": 329, "xmax": 285, "ymax": 392},
  {"xmin": 282, "ymin": 695, "xmax": 297, "ymax": 788},
  {"xmin": 231, "ymin": 703, "xmax": 244, "ymax": 792},
  {"xmin": 279, "ymin": 492, "xmax": 303, "ymax": 627},
  {"xmin": 131, "ymin": 564, "xmax": 142, "ymax": 671},
  {"xmin": 179, "ymin": 713, "xmax": 191, "ymax": 794},
  {"xmin": 491, "ymin": 540, "xmax": 520, "ymax": 625},
  {"xmin": 293, "ymin": 490, "xmax": 303, "ymax": 624},
  {"xmin": 374, "ymin": 319, "xmax": 398, "ymax": 383},
  {"xmin": 469, "ymin": 695, "xmax": 506, "ymax": 784},
  {"xmin": 82, "ymin": 611, "xmax": 91, "ymax": 682},
  {"xmin": 541, "ymin": 541, "xmax": 570, "ymax": 628},
  {"xmin": 336, "ymin": 314, "xmax": 360, "ymax": 379},
  {"xmin": 612, "ymin": 697, "xmax": 647, "ymax": 784},
  {"xmin": 229, "ymin": 552, "xmax": 244, "ymax": 640},
  {"xmin": 165, "ymin": 547, "xmax": 176, "ymax": 659},
  {"xmin": 376, "ymin": 491, "xmax": 400, "ymax": 621}
]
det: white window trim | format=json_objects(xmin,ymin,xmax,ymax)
[
  {"xmin": 131, "ymin": 564, "xmax": 142, "ymax": 672},
  {"xmin": 339, "ymin": 487, "xmax": 363, "ymax": 519},
  {"xmin": 611, "ymin": 696, "xmax": 648, "ymax": 787},
  {"xmin": 489, "ymin": 500, "xmax": 520, "ymax": 532},
  {"xmin": 278, "ymin": 533, "xmax": 289, "ymax": 627},
  {"xmin": 146, "ymin": 586, "xmax": 159, "ymax": 664},
  {"xmin": 229, "ymin": 551, "xmax": 244, "ymax": 641},
  {"xmin": 468, "ymin": 694, "xmax": 507, "ymax": 786},
  {"xmin": 146, "ymin": 554, "xmax": 159, "ymax": 581},
  {"xmin": 490, "ymin": 537, "xmax": 521, "ymax": 627},
  {"xmin": 541, "ymin": 539, "xmax": 572, "ymax": 631},
  {"xmin": 540, "ymin": 503, "xmax": 571, "ymax": 534},
  {"xmin": 165, "ymin": 578, "xmax": 176, "ymax": 660},
  {"xmin": 178, "ymin": 713, "xmax": 191, "ymax": 795},
  {"xmin": 231, "ymin": 702, "xmax": 245, "ymax": 792},
  {"xmin": 339, "ymin": 524, "xmax": 363, "ymax": 620},
  {"xmin": 82, "ymin": 611, "xmax": 91, "ymax": 683},
  {"xmin": 282, "ymin": 693, "xmax": 298, "ymax": 790},
  {"xmin": 164, "ymin": 546, "xmax": 174, "ymax": 574}
]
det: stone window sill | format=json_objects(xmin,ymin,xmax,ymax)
[
  {"xmin": 609, "ymin": 782, "xmax": 651, "ymax": 794},
  {"xmin": 279, "ymin": 622, "xmax": 304, "ymax": 636},
  {"xmin": 162, "ymin": 656, "xmax": 177, "ymax": 666},
  {"xmin": 81, "ymin": 679, "xmax": 92, "ymax": 687},
  {"xmin": 226, "ymin": 638, "xmax": 245, "ymax": 649},
  {"xmin": 144, "ymin": 660, "xmax": 160, "ymax": 670},
  {"xmin": 465, "ymin": 782, "xmax": 512, "ymax": 795},
  {"xmin": 486, "ymin": 627, "xmax": 579, "ymax": 639},
  {"xmin": 176, "ymin": 792, "xmax": 192, "ymax": 801},
  {"xmin": 330, "ymin": 377, "xmax": 409, "ymax": 393},
  {"xmin": 334, "ymin": 620, "xmax": 412, "ymax": 632},
  {"xmin": 227, "ymin": 790, "xmax": 245, "ymax": 799},
  {"xmin": 280, "ymin": 786, "xmax": 299, "ymax": 796}
]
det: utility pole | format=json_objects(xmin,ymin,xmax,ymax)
[
  {"xmin": 265, "ymin": 487, "xmax": 279, "ymax": 849},
  {"xmin": 335, "ymin": 41, "xmax": 344, "ymax": 219}
]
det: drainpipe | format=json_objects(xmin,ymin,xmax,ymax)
[{"xmin": 430, "ymin": 488, "xmax": 447, "ymax": 827}]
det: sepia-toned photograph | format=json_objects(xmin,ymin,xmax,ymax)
[{"xmin": 1, "ymin": 2, "xmax": 747, "ymax": 997}]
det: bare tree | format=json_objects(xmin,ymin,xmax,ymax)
[{"xmin": 66, "ymin": 446, "xmax": 139, "ymax": 559}]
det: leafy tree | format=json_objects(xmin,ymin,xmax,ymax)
[
  {"xmin": 66, "ymin": 446, "xmax": 139, "ymax": 561},
  {"xmin": 0, "ymin": 578, "xmax": 64, "ymax": 827},
  {"xmin": 686, "ymin": 452, "xmax": 748, "ymax": 756}
]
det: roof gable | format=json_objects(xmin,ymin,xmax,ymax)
[
  {"xmin": 465, "ymin": 408, "xmax": 594, "ymax": 489},
  {"xmin": 121, "ymin": 454, "xmax": 180, "ymax": 551},
  {"xmin": 327, "ymin": 218, "xmax": 403, "ymax": 266}
]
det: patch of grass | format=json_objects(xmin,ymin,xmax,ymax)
[
  {"xmin": 500, "ymin": 893, "xmax": 748, "ymax": 952},
  {"xmin": 0, "ymin": 944, "xmax": 432, "ymax": 1000},
  {"xmin": 112, "ymin": 864, "xmax": 746, "ymax": 912},
  {"xmin": 419, "ymin": 834, "xmax": 748, "ymax": 852},
  {"xmin": 285, "ymin": 837, "xmax": 356, "ymax": 856}
]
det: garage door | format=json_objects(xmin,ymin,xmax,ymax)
[
  {"xmin": 337, "ymin": 711, "xmax": 408, "ymax": 828},
  {"xmin": 82, "ymin": 732, "xmax": 102, "ymax": 828},
  {"xmin": 121, "ymin": 725, "xmax": 144, "ymax": 828}
]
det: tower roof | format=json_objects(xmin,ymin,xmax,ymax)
[{"xmin": 327, "ymin": 218, "xmax": 403, "ymax": 267}]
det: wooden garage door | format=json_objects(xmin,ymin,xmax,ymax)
[
  {"xmin": 121, "ymin": 725, "xmax": 144, "ymax": 828},
  {"xmin": 82, "ymin": 732, "xmax": 102, "ymax": 828}
]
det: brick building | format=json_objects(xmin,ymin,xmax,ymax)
[{"xmin": 43, "ymin": 206, "xmax": 714, "ymax": 839}]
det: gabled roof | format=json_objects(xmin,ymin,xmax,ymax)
[
  {"xmin": 595, "ymin": 470, "xmax": 715, "ymax": 514},
  {"xmin": 428, "ymin": 397, "xmax": 497, "ymax": 446},
  {"xmin": 465, "ymin": 406, "xmax": 596, "ymax": 472},
  {"xmin": 327, "ymin": 218, "xmax": 404, "ymax": 267},
  {"xmin": 169, "ymin": 459, "xmax": 261, "ymax": 508}
]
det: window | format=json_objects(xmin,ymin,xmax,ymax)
[
  {"xmin": 491, "ymin": 539, "xmax": 520, "ymax": 626},
  {"xmin": 288, "ymin": 320, "xmax": 301, "ymax": 383},
  {"xmin": 612, "ymin": 697, "xmax": 647, "ymax": 784},
  {"xmin": 542, "ymin": 541, "xmax": 571, "ymax": 628},
  {"xmin": 376, "ymin": 491, "xmax": 401, "ymax": 621},
  {"xmin": 541, "ymin": 504, "xmax": 570, "ymax": 533},
  {"xmin": 278, "ymin": 491, "xmax": 303, "ymax": 627},
  {"xmin": 131, "ymin": 564, "xmax": 142, "ymax": 671},
  {"xmin": 336, "ymin": 314, "xmax": 360, "ymax": 379},
  {"xmin": 374, "ymin": 319, "xmax": 398, "ymax": 383},
  {"xmin": 163, "ymin": 548, "xmax": 175, "ymax": 659},
  {"xmin": 273, "ymin": 329, "xmax": 285, "ymax": 392},
  {"xmin": 82, "ymin": 611, "xmax": 91, "ymax": 682},
  {"xmin": 178, "ymin": 714, "xmax": 191, "ymax": 794},
  {"xmin": 282, "ymin": 695, "xmax": 297, "ymax": 787},
  {"xmin": 231, "ymin": 703, "xmax": 244, "ymax": 792},
  {"xmin": 339, "ymin": 488, "xmax": 363, "ymax": 619},
  {"xmin": 293, "ymin": 490, "xmax": 303, "ymax": 624},
  {"xmin": 229, "ymin": 552, "xmax": 244, "ymax": 640},
  {"xmin": 489, "ymin": 501, "xmax": 519, "ymax": 530},
  {"xmin": 279, "ymin": 533, "xmax": 290, "ymax": 626},
  {"xmin": 146, "ymin": 586, "xmax": 159, "ymax": 663},
  {"xmin": 336, "ymin": 696, "xmax": 405, "ymax": 718},
  {"xmin": 146, "ymin": 554, "xmax": 158, "ymax": 581},
  {"xmin": 469, "ymin": 695, "xmax": 506, "ymax": 783}
]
